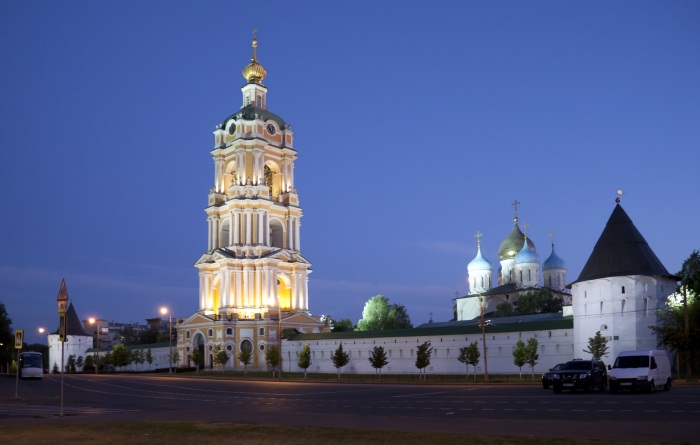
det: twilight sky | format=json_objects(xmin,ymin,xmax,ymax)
[{"xmin": 2, "ymin": 1, "xmax": 699, "ymax": 344}]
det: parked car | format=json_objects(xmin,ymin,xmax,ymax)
[
  {"xmin": 551, "ymin": 359, "xmax": 607, "ymax": 393},
  {"xmin": 541, "ymin": 363, "xmax": 565, "ymax": 389},
  {"xmin": 608, "ymin": 350, "xmax": 672, "ymax": 394}
]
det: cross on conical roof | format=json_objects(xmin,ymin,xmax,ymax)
[{"xmin": 570, "ymin": 203, "xmax": 677, "ymax": 285}]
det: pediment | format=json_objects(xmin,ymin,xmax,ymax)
[
  {"xmin": 179, "ymin": 312, "xmax": 216, "ymax": 326},
  {"xmin": 263, "ymin": 249, "xmax": 311, "ymax": 264}
]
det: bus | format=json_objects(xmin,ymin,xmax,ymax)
[{"xmin": 19, "ymin": 351, "xmax": 43, "ymax": 379}]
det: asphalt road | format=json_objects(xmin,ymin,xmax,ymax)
[{"xmin": 1, "ymin": 374, "xmax": 699, "ymax": 443}]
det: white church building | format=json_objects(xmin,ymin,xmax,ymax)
[{"xmin": 171, "ymin": 34, "xmax": 679, "ymax": 376}]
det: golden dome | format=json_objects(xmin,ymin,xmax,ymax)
[{"xmin": 242, "ymin": 35, "xmax": 266, "ymax": 84}]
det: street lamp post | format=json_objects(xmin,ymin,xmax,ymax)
[
  {"xmin": 160, "ymin": 307, "xmax": 173, "ymax": 374},
  {"xmin": 88, "ymin": 318, "xmax": 99, "ymax": 374},
  {"xmin": 479, "ymin": 294, "xmax": 489, "ymax": 382}
]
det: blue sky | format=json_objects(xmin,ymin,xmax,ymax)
[{"xmin": 2, "ymin": 1, "xmax": 699, "ymax": 344}]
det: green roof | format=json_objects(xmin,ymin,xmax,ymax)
[
  {"xmin": 287, "ymin": 317, "xmax": 573, "ymax": 342},
  {"xmin": 221, "ymin": 104, "xmax": 287, "ymax": 131}
]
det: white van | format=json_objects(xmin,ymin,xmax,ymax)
[{"xmin": 608, "ymin": 350, "xmax": 672, "ymax": 393}]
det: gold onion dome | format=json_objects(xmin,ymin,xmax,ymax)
[
  {"xmin": 242, "ymin": 36, "xmax": 267, "ymax": 84},
  {"xmin": 498, "ymin": 219, "xmax": 535, "ymax": 261}
]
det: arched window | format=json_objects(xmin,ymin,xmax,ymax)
[
  {"xmin": 621, "ymin": 299, "xmax": 626, "ymax": 316},
  {"xmin": 599, "ymin": 301, "xmax": 604, "ymax": 315},
  {"xmin": 621, "ymin": 286, "xmax": 626, "ymax": 294},
  {"xmin": 240, "ymin": 339, "xmax": 253, "ymax": 355},
  {"xmin": 269, "ymin": 219, "xmax": 284, "ymax": 248},
  {"xmin": 220, "ymin": 221, "xmax": 230, "ymax": 248},
  {"xmin": 644, "ymin": 297, "xmax": 649, "ymax": 316}
]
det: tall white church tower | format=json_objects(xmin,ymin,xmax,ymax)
[{"xmin": 178, "ymin": 33, "xmax": 328, "ymax": 371}]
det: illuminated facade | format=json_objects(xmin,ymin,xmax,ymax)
[{"xmin": 177, "ymin": 34, "xmax": 328, "ymax": 371}]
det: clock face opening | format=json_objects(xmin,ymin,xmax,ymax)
[{"xmin": 266, "ymin": 124, "xmax": 276, "ymax": 135}]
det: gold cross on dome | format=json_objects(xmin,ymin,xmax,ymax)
[
  {"xmin": 512, "ymin": 200, "xmax": 521, "ymax": 220},
  {"xmin": 549, "ymin": 230, "xmax": 556, "ymax": 245},
  {"xmin": 475, "ymin": 231, "xmax": 483, "ymax": 248},
  {"xmin": 252, "ymin": 28, "xmax": 258, "ymax": 39},
  {"xmin": 522, "ymin": 221, "xmax": 529, "ymax": 238}
]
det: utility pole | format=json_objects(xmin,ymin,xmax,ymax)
[{"xmin": 479, "ymin": 294, "xmax": 489, "ymax": 382}]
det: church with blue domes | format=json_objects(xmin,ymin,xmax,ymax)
[{"xmin": 455, "ymin": 202, "xmax": 571, "ymax": 322}]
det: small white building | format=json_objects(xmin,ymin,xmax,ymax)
[{"xmin": 48, "ymin": 303, "xmax": 92, "ymax": 372}]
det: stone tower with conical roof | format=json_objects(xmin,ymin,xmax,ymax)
[
  {"xmin": 178, "ymin": 32, "xmax": 328, "ymax": 372},
  {"xmin": 569, "ymin": 200, "xmax": 678, "ymax": 361}
]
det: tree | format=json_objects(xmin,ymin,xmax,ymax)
[
  {"xmin": 214, "ymin": 346, "xmax": 229, "ymax": 370},
  {"xmin": 583, "ymin": 331, "xmax": 609, "ymax": 360},
  {"xmin": 238, "ymin": 349, "xmax": 252, "ymax": 376},
  {"xmin": 368, "ymin": 346, "xmax": 389, "ymax": 380},
  {"xmin": 356, "ymin": 295, "xmax": 412, "ymax": 331},
  {"xmin": 415, "ymin": 341, "xmax": 433, "ymax": 381},
  {"xmin": 119, "ymin": 326, "xmax": 139, "ymax": 345},
  {"xmin": 651, "ymin": 250, "xmax": 700, "ymax": 378},
  {"xmin": 169, "ymin": 350, "xmax": 180, "ymax": 370},
  {"xmin": 524, "ymin": 337, "xmax": 540, "ymax": 380},
  {"xmin": 138, "ymin": 327, "xmax": 159, "ymax": 345},
  {"xmin": 76, "ymin": 355, "xmax": 84, "ymax": 372},
  {"xmin": 297, "ymin": 344, "xmax": 312, "ymax": 379},
  {"xmin": 512, "ymin": 338, "xmax": 526, "ymax": 379},
  {"xmin": 52, "ymin": 362, "xmax": 59, "ymax": 374},
  {"xmin": 111, "ymin": 345, "xmax": 131, "ymax": 370},
  {"xmin": 513, "ymin": 289, "xmax": 562, "ymax": 315},
  {"xmin": 66, "ymin": 354, "xmax": 77, "ymax": 373},
  {"xmin": 0, "ymin": 302, "xmax": 13, "ymax": 373},
  {"xmin": 495, "ymin": 300, "xmax": 514, "ymax": 318},
  {"xmin": 189, "ymin": 349, "xmax": 204, "ymax": 374},
  {"xmin": 458, "ymin": 342, "xmax": 480, "ymax": 382},
  {"xmin": 331, "ymin": 343, "xmax": 350, "ymax": 380},
  {"xmin": 265, "ymin": 345, "xmax": 281, "ymax": 378},
  {"xmin": 331, "ymin": 318, "xmax": 354, "ymax": 332},
  {"xmin": 132, "ymin": 349, "xmax": 145, "ymax": 371},
  {"xmin": 84, "ymin": 355, "xmax": 94, "ymax": 372},
  {"xmin": 145, "ymin": 348, "xmax": 154, "ymax": 368}
]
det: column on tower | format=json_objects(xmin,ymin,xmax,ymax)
[
  {"xmin": 254, "ymin": 266, "xmax": 262, "ymax": 307},
  {"xmin": 294, "ymin": 218, "xmax": 301, "ymax": 251},
  {"xmin": 245, "ymin": 209, "xmax": 252, "ymax": 245},
  {"xmin": 286, "ymin": 215, "xmax": 292, "ymax": 250},
  {"xmin": 214, "ymin": 157, "xmax": 223, "ymax": 193},
  {"xmin": 207, "ymin": 218, "xmax": 213, "ymax": 251},
  {"xmin": 256, "ymin": 209, "xmax": 264, "ymax": 245},
  {"xmin": 252, "ymin": 148, "xmax": 260, "ymax": 185},
  {"xmin": 220, "ymin": 267, "xmax": 230, "ymax": 307},
  {"xmin": 235, "ymin": 267, "xmax": 243, "ymax": 307},
  {"xmin": 303, "ymin": 275, "xmax": 309, "ymax": 310},
  {"xmin": 199, "ymin": 272, "xmax": 206, "ymax": 310},
  {"xmin": 233, "ymin": 209, "xmax": 240, "ymax": 245},
  {"xmin": 212, "ymin": 216, "xmax": 220, "ymax": 250},
  {"xmin": 248, "ymin": 267, "xmax": 255, "ymax": 307}
]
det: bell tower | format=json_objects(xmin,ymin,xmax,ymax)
[
  {"xmin": 178, "ymin": 32, "xmax": 327, "ymax": 371},
  {"xmin": 196, "ymin": 31, "xmax": 310, "ymax": 319}
]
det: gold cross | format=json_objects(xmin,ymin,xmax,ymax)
[
  {"xmin": 522, "ymin": 221, "xmax": 529, "ymax": 238},
  {"xmin": 252, "ymin": 28, "xmax": 258, "ymax": 39},
  {"xmin": 474, "ymin": 231, "xmax": 483, "ymax": 248},
  {"xmin": 512, "ymin": 200, "xmax": 521, "ymax": 218},
  {"xmin": 549, "ymin": 230, "xmax": 556, "ymax": 245}
]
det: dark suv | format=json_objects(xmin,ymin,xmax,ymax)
[{"xmin": 551, "ymin": 359, "xmax": 607, "ymax": 393}]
